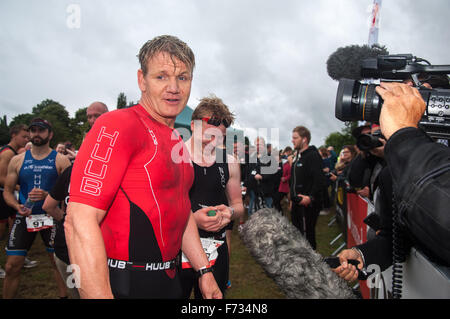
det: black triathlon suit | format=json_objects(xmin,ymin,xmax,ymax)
[
  {"xmin": 180, "ymin": 150, "xmax": 230, "ymax": 298},
  {"xmin": 0, "ymin": 145, "xmax": 18, "ymax": 222}
]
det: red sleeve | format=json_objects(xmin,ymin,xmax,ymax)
[
  {"xmin": 284, "ymin": 162, "xmax": 291, "ymax": 180},
  {"xmin": 69, "ymin": 110, "xmax": 137, "ymax": 211}
]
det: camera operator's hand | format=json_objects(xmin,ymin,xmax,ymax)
[
  {"xmin": 332, "ymin": 248, "xmax": 364, "ymax": 282},
  {"xmin": 376, "ymin": 82, "xmax": 426, "ymax": 140}
]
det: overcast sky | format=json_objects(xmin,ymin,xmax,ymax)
[{"xmin": 1, "ymin": 0, "xmax": 449, "ymax": 148}]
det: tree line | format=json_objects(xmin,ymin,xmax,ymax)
[
  {"xmin": 0, "ymin": 93, "xmax": 136, "ymax": 149},
  {"xmin": 0, "ymin": 93, "xmax": 356, "ymax": 153}
]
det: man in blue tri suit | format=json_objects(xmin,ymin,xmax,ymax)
[{"xmin": 2, "ymin": 118, "xmax": 71, "ymax": 298}]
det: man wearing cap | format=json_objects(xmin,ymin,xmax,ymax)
[
  {"xmin": 2, "ymin": 118, "xmax": 71, "ymax": 298},
  {"xmin": 347, "ymin": 124, "xmax": 373, "ymax": 199}
]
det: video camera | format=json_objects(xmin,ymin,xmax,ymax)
[{"xmin": 335, "ymin": 54, "xmax": 450, "ymax": 141}]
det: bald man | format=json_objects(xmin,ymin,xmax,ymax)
[{"xmin": 86, "ymin": 102, "xmax": 109, "ymax": 128}]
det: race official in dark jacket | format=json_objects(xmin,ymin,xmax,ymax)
[{"xmin": 290, "ymin": 126, "xmax": 326, "ymax": 250}]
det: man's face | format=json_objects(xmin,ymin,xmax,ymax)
[
  {"xmin": 191, "ymin": 115, "xmax": 226, "ymax": 148},
  {"xmin": 13, "ymin": 130, "xmax": 30, "ymax": 149},
  {"xmin": 138, "ymin": 52, "xmax": 192, "ymax": 125},
  {"xmin": 29, "ymin": 126, "xmax": 51, "ymax": 146},
  {"xmin": 255, "ymin": 138, "xmax": 266, "ymax": 154},
  {"xmin": 291, "ymin": 132, "xmax": 306, "ymax": 151},
  {"xmin": 86, "ymin": 106, "xmax": 105, "ymax": 127},
  {"xmin": 340, "ymin": 148, "xmax": 352, "ymax": 162}
]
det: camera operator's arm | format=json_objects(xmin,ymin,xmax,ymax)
[
  {"xmin": 377, "ymin": 82, "xmax": 450, "ymax": 265},
  {"xmin": 334, "ymin": 231, "xmax": 393, "ymax": 282},
  {"xmin": 334, "ymin": 166, "xmax": 395, "ymax": 282}
]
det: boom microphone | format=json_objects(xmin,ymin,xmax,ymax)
[
  {"xmin": 327, "ymin": 44, "xmax": 389, "ymax": 81},
  {"xmin": 239, "ymin": 208, "xmax": 355, "ymax": 299}
]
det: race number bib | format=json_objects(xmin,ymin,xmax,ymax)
[
  {"xmin": 181, "ymin": 238, "xmax": 224, "ymax": 269},
  {"xmin": 26, "ymin": 214, "xmax": 54, "ymax": 232}
]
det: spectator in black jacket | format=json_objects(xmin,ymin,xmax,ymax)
[
  {"xmin": 347, "ymin": 124, "xmax": 373, "ymax": 198},
  {"xmin": 244, "ymin": 137, "xmax": 278, "ymax": 216},
  {"xmin": 290, "ymin": 126, "xmax": 326, "ymax": 250}
]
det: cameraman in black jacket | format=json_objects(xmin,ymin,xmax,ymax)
[
  {"xmin": 379, "ymin": 82, "xmax": 450, "ymax": 266},
  {"xmin": 334, "ymin": 82, "xmax": 450, "ymax": 281},
  {"xmin": 290, "ymin": 126, "xmax": 326, "ymax": 250}
]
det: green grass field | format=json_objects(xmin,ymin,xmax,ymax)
[{"xmin": 0, "ymin": 206, "xmax": 345, "ymax": 299}]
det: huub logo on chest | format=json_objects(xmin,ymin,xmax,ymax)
[{"xmin": 80, "ymin": 126, "xmax": 119, "ymax": 196}]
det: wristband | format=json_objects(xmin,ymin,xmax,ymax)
[
  {"xmin": 351, "ymin": 247, "xmax": 366, "ymax": 268},
  {"xmin": 228, "ymin": 206, "xmax": 235, "ymax": 219},
  {"xmin": 197, "ymin": 265, "xmax": 213, "ymax": 278}
]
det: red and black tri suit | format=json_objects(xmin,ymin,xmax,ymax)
[{"xmin": 69, "ymin": 104, "xmax": 194, "ymax": 298}]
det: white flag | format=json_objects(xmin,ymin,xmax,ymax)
[{"xmin": 368, "ymin": 0, "xmax": 383, "ymax": 46}]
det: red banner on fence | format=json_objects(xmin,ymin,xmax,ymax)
[
  {"xmin": 346, "ymin": 193, "xmax": 374, "ymax": 299},
  {"xmin": 346, "ymin": 193, "xmax": 368, "ymax": 248}
]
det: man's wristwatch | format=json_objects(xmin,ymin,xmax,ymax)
[
  {"xmin": 197, "ymin": 265, "xmax": 213, "ymax": 278},
  {"xmin": 229, "ymin": 206, "xmax": 235, "ymax": 219}
]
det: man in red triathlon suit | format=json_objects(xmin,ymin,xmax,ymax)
[{"xmin": 66, "ymin": 35, "xmax": 222, "ymax": 299}]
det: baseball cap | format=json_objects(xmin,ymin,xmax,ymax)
[
  {"xmin": 29, "ymin": 118, "xmax": 52, "ymax": 131},
  {"xmin": 352, "ymin": 123, "xmax": 371, "ymax": 139}
]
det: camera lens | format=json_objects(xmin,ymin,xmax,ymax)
[{"xmin": 335, "ymin": 78, "xmax": 382, "ymax": 122}]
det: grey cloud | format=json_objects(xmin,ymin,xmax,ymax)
[{"xmin": 0, "ymin": 0, "xmax": 448, "ymax": 149}]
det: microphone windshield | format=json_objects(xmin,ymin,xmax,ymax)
[{"xmin": 327, "ymin": 44, "xmax": 389, "ymax": 81}]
